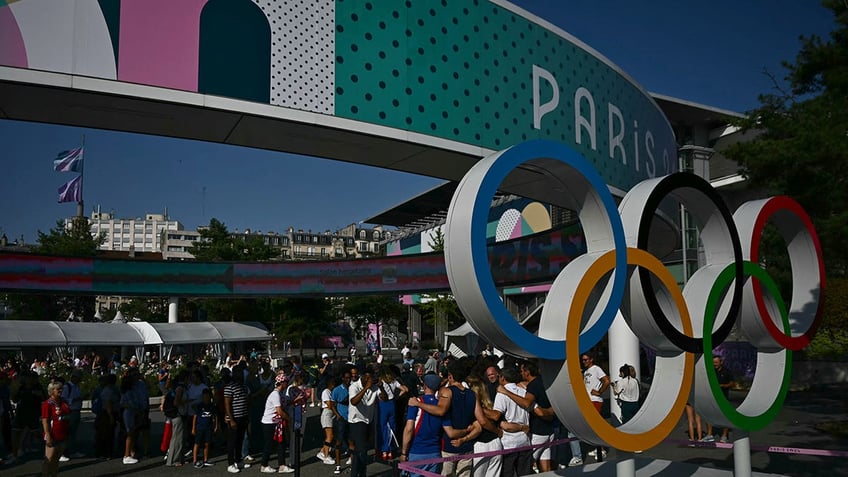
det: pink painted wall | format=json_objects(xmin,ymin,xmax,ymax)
[
  {"xmin": 0, "ymin": 6, "xmax": 27, "ymax": 68},
  {"xmin": 117, "ymin": 0, "xmax": 207, "ymax": 91}
]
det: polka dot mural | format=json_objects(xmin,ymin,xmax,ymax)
[
  {"xmin": 253, "ymin": 0, "xmax": 335, "ymax": 113},
  {"xmin": 334, "ymin": 0, "xmax": 676, "ymax": 191}
]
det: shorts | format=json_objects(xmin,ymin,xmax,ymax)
[
  {"xmin": 531, "ymin": 433, "xmax": 554, "ymax": 461},
  {"xmin": 334, "ymin": 418, "xmax": 349, "ymax": 444},
  {"xmin": 195, "ymin": 427, "xmax": 212, "ymax": 445},
  {"xmin": 320, "ymin": 409, "xmax": 334, "ymax": 429},
  {"xmin": 122, "ymin": 409, "xmax": 137, "ymax": 433}
]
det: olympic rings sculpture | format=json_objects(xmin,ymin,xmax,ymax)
[{"xmin": 444, "ymin": 140, "xmax": 825, "ymax": 452}]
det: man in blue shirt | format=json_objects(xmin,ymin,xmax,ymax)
[
  {"xmin": 400, "ymin": 374, "xmax": 445, "ymax": 477},
  {"xmin": 330, "ymin": 367, "xmax": 352, "ymax": 475}
]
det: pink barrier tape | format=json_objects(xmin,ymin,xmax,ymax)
[
  {"xmin": 397, "ymin": 436, "xmax": 577, "ymax": 473},
  {"xmin": 670, "ymin": 439, "xmax": 848, "ymax": 458},
  {"xmin": 398, "ymin": 436, "xmax": 848, "ymax": 475}
]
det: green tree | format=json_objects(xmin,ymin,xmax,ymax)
[
  {"xmin": 6, "ymin": 217, "xmax": 105, "ymax": 320},
  {"xmin": 118, "ymin": 297, "xmax": 168, "ymax": 322},
  {"xmin": 188, "ymin": 218, "xmax": 274, "ymax": 262},
  {"xmin": 342, "ymin": 295, "xmax": 406, "ymax": 342},
  {"xmin": 724, "ymin": 1, "xmax": 848, "ymax": 356},
  {"xmin": 725, "ymin": 1, "xmax": 848, "ymax": 278},
  {"xmin": 37, "ymin": 217, "xmax": 105, "ymax": 257},
  {"xmin": 805, "ymin": 277, "xmax": 848, "ymax": 360},
  {"xmin": 188, "ymin": 218, "xmax": 275, "ymax": 322},
  {"xmin": 273, "ymin": 297, "xmax": 336, "ymax": 359},
  {"xmin": 417, "ymin": 228, "xmax": 463, "ymax": 340}
]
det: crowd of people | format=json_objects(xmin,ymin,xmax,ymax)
[{"xmin": 0, "ymin": 344, "xmax": 735, "ymax": 477}]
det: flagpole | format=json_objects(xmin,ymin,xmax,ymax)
[{"xmin": 77, "ymin": 134, "xmax": 85, "ymax": 218}]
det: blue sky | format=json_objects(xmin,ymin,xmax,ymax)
[{"xmin": 0, "ymin": 1, "xmax": 835, "ymax": 244}]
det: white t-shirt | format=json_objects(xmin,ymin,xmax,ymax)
[
  {"xmin": 347, "ymin": 379, "xmax": 378, "ymax": 424},
  {"xmin": 321, "ymin": 388, "xmax": 333, "ymax": 409},
  {"xmin": 261, "ymin": 389, "xmax": 282, "ymax": 424},
  {"xmin": 614, "ymin": 376, "xmax": 639, "ymax": 403},
  {"xmin": 584, "ymin": 365, "xmax": 607, "ymax": 403},
  {"xmin": 380, "ymin": 379, "xmax": 402, "ymax": 400},
  {"xmin": 493, "ymin": 383, "xmax": 530, "ymax": 449}
]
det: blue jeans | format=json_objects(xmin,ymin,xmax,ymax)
[
  {"xmin": 406, "ymin": 451, "xmax": 441, "ymax": 477},
  {"xmin": 568, "ymin": 430, "xmax": 581, "ymax": 459},
  {"xmin": 377, "ymin": 400, "xmax": 396, "ymax": 453}
]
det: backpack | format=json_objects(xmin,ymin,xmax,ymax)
[{"xmin": 162, "ymin": 389, "xmax": 178, "ymax": 418}]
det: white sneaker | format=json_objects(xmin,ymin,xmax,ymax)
[
  {"xmin": 334, "ymin": 465, "xmax": 341, "ymax": 474},
  {"xmin": 568, "ymin": 457, "xmax": 583, "ymax": 466},
  {"xmin": 123, "ymin": 456, "xmax": 139, "ymax": 465},
  {"xmin": 238, "ymin": 461, "xmax": 251, "ymax": 469},
  {"xmin": 322, "ymin": 455, "xmax": 336, "ymax": 465},
  {"xmin": 59, "ymin": 456, "xmax": 70, "ymax": 462},
  {"xmin": 278, "ymin": 465, "xmax": 295, "ymax": 473},
  {"xmin": 227, "ymin": 464, "xmax": 241, "ymax": 473},
  {"xmin": 317, "ymin": 451, "xmax": 328, "ymax": 461},
  {"xmin": 345, "ymin": 457, "xmax": 352, "ymax": 465},
  {"xmin": 244, "ymin": 455, "xmax": 256, "ymax": 462},
  {"xmin": 261, "ymin": 466, "xmax": 277, "ymax": 473}
]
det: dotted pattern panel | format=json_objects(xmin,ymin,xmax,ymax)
[
  {"xmin": 496, "ymin": 208, "xmax": 521, "ymax": 242},
  {"xmin": 335, "ymin": 0, "xmax": 676, "ymax": 190},
  {"xmin": 254, "ymin": 0, "xmax": 334, "ymax": 113}
]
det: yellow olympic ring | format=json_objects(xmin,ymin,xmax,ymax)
[{"xmin": 557, "ymin": 248, "xmax": 694, "ymax": 452}]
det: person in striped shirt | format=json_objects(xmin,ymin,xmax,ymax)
[{"xmin": 224, "ymin": 364, "xmax": 250, "ymax": 474}]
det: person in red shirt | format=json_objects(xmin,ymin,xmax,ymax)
[{"xmin": 41, "ymin": 380, "xmax": 71, "ymax": 476}]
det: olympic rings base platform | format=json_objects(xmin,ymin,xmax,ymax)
[{"xmin": 400, "ymin": 386, "xmax": 848, "ymax": 477}]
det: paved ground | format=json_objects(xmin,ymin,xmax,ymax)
[{"xmin": 2, "ymin": 385, "xmax": 846, "ymax": 477}]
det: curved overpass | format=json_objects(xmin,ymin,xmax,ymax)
[
  {"xmin": 0, "ymin": 0, "xmax": 676, "ymax": 207},
  {"xmin": 0, "ymin": 222, "xmax": 585, "ymax": 296}
]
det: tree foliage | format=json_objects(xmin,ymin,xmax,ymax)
[
  {"xmin": 118, "ymin": 297, "xmax": 168, "ymax": 322},
  {"xmin": 418, "ymin": 228, "xmax": 464, "ymax": 331},
  {"xmin": 724, "ymin": 2, "xmax": 848, "ymax": 357},
  {"xmin": 724, "ymin": 1, "xmax": 848, "ymax": 277},
  {"xmin": 188, "ymin": 218, "xmax": 275, "ymax": 321},
  {"xmin": 342, "ymin": 295, "xmax": 406, "ymax": 338},
  {"xmin": 188, "ymin": 218, "xmax": 274, "ymax": 262},
  {"xmin": 273, "ymin": 297, "xmax": 336, "ymax": 357},
  {"xmin": 805, "ymin": 277, "xmax": 848, "ymax": 360}
]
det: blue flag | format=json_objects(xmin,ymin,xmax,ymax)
[
  {"xmin": 57, "ymin": 175, "xmax": 82, "ymax": 203},
  {"xmin": 53, "ymin": 147, "xmax": 84, "ymax": 172}
]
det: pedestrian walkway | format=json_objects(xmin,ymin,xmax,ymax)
[{"xmin": 2, "ymin": 385, "xmax": 846, "ymax": 476}]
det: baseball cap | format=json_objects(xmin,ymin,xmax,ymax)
[
  {"xmin": 321, "ymin": 353, "xmax": 329, "ymax": 359},
  {"xmin": 423, "ymin": 374, "xmax": 441, "ymax": 392}
]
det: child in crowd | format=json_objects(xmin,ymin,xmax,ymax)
[{"xmin": 192, "ymin": 388, "xmax": 217, "ymax": 468}]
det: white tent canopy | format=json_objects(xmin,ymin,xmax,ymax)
[
  {"xmin": 444, "ymin": 322, "xmax": 481, "ymax": 358},
  {"xmin": 0, "ymin": 320, "xmax": 68, "ymax": 347},
  {"xmin": 0, "ymin": 320, "xmax": 271, "ymax": 358}
]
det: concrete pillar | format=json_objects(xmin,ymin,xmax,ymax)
[
  {"xmin": 168, "ymin": 297, "xmax": 179, "ymax": 323},
  {"xmin": 733, "ymin": 432, "xmax": 752, "ymax": 477},
  {"xmin": 607, "ymin": 310, "xmax": 640, "ymax": 423}
]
